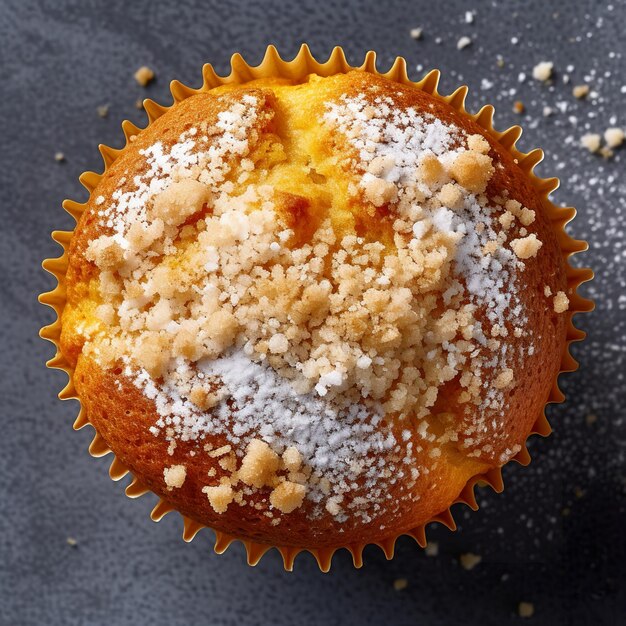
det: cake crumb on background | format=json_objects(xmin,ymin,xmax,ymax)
[
  {"xmin": 604, "ymin": 127, "xmax": 625, "ymax": 148},
  {"xmin": 572, "ymin": 85, "xmax": 589, "ymax": 99},
  {"xmin": 518, "ymin": 602, "xmax": 535, "ymax": 618},
  {"xmin": 134, "ymin": 66, "xmax": 155, "ymax": 86},
  {"xmin": 457, "ymin": 36, "xmax": 472, "ymax": 50},
  {"xmin": 532, "ymin": 61, "xmax": 553, "ymax": 82},
  {"xmin": 459, "ymin": 552, "xmax": 482, "ymax": 570},
  {"xmin": 580, "ymin": 133, "xmax": 601, "ymax": 153}
]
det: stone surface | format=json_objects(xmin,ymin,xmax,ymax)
[{"xmin": 0, "ymin": 1, "xmax": 624, "ymax": 625}]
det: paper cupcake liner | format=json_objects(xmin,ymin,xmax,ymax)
[{"xmin": 39, "ymin": 45, "xmax": 593, "ymax": 572}]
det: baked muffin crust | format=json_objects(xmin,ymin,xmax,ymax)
[{"xmin": 60, "ymin": 71, "xmax": 569, "ymax": 548}]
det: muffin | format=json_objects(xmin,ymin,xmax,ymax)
[{"xmin": 49, "ymin": 57, "xmax": 583, "ymax": 561}]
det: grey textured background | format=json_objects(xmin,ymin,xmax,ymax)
[{"xmin": 1, "ymin": 0, "xmax": 625, "ymax": 624}]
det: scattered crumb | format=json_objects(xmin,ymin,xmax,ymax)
[
  {"xmin": 97, "ymin": 104, "xmax": 110, "ymax": 118},
  {"xmin": 393, "ymin": 578, "xmax": 408, "ymax": 591},
  {"xmin": 581, "ymin": 133, "xmax": 601, "ymax": 153},
  {"xmin": 599, "ymin": 146, "xmax": 615, "ymax": 159},
  {"xmin": 585, "ymin": 413, "xmax": 598, "ymax": 426},
  {"xmin": 409, "ymin": 27, "xmax": 423, "ymax": 40},
  {"xmin": 513, "ymin": 101, "xmax": 525, "ymax": 114},
  {"xmin": 553, "ymin": 291, "xmax": 570, "ymax": 313},
  {"xmin": 532, "ymin": 61, "xmax": 553, "ymax": 82},
  {"xmin": 457, "ymin": 36, "xmax": 472, "ymax": 50},
  {"xmin": 572, "ymin": 85, "xmax": 589, "ymax": 99},
  {"xmin": 518, "ymin": 602, "xmax": 535, "ymax": 618},
  {"xmin": 599, "ymin": 146, "xmax": 614, "ymax": 160},
  {"xmin": 66, "ymin": 537, "xmax": 78, "ymax": 547},
  {"xmin": 425, "ymin": 541, "xmax": 439, "ymax": 557},
  {"xmin": 459, "ymin": 552, "xmax": 482, "ymax": 570},
  {"xmin": 134, "ymin": 66, "xmax": 155, "ymax": 87},
  {"xmin": 54, "ymin": 152, "xmax": 65, "ymax": 163},
  {"xmin": 135, "ymin": 98, "xmax": 144, "ymax": 110},
  {"xmin": 604, "ymin": 127, "xmax": 625, "ymax": 149}
]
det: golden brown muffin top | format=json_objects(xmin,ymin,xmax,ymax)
[{"xmin": 63, "ymin": 71, "xmax": 569, "ymax": 528}]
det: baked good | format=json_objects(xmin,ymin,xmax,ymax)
[{"xmin": 58, "ymin": 70, "xmax": 571, "ymax": 550}]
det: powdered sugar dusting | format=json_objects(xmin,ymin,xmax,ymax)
[{"xmin": 132, "ymin": 349, "xmax": 413, "ymax": 521}]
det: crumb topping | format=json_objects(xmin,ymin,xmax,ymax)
[
  {"xmin": 163, "ymin": 464, "xmax": 186, "ymax": 490},
  {"xmin": 553, "ymin": 290, "xmax": 569, "ymax": 313},
  {"xmin": 510, "ymin": 233, "xmax": 543, "ymax": 259},
  {"xmin": 75, "ymin": 81, "xmax": 551, "ymax": 525},
  {"xmin": 202, "ymin": 482, "xmax": 234, "ymax": 513},
  {"xmin": 270, "ymin": 481, "xmax": 306, "ymax": 514}
]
